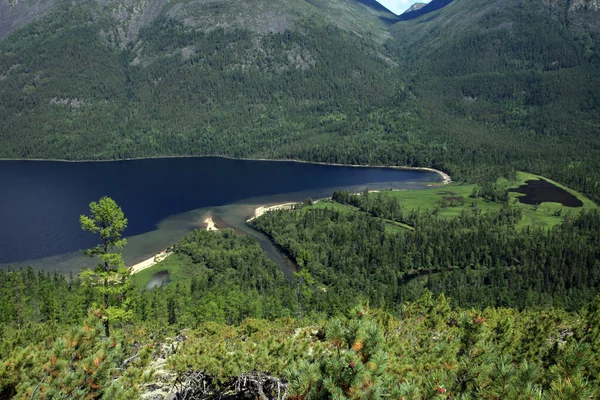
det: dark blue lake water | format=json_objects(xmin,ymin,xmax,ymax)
[{"xmin": 0, "ymin": 157, "xmax": 441, "ymax": 272}]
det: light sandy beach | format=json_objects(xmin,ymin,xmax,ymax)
[
  {"xmin": 411, "ymin": 167, "xmax": 452, "ymax": 184},
  {"xmin": 246, "ymin": 169, "xmax": 452, "ymax": 224},
  {"xmin": 130, "ymin": 251, "xmax": 170, "ymax": 274},
  {"xmin": 127, "ymin": 162, "xmax": 451, "ymax": 275},
  {"xmin": 247, "ymin": 202, "xmax": 297, "ymax": 222},
  {"xmin": 129, "ymin": 215, "xmax": 217, "ymax": 275},
  {"xmin": 204, "ymin": 215, "xmax": 219, "ymax": 231}
]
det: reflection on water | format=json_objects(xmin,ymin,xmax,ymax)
[{"xmin": 1, "ymin": 179, "xmax": 438, "ymax": 277}]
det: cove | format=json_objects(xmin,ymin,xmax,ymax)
[{"xmin": 0, "ymin": 157, "xmax": 442, "ymax": 275}]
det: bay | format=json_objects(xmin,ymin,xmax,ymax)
[{"xmin": 0, "ymin": 157, "xmax": 441, "ymax": 274}]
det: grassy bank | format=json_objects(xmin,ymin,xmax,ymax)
[{"xmin": 360, "ymin": 171, "xmax": 597, "ymax": 230}]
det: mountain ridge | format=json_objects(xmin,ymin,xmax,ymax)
[
  {"xmin": 0, "ymin": 0, "xmax": 600, "ymax": 205},
  {"xmin": 403, "ymin": 2, "xmax": 427, "ymax": 13},
  {"xmin": 397, "ymin": 0, "xmax": 453, "ymax": 20}
]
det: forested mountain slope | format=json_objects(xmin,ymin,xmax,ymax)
[
  {"xmin": 1, "ymin": 0, "xmax": 600, "ymax": 197},
  {"xmin": 389, "ymin": 0, "xmax": 600, "ymax": 199},
  {"xmin": 0, "ymin": 0, "xmax": 404, "ymax": 161}
]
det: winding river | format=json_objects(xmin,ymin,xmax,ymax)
[{"xmin": 0, "ymin": 157, "xmax": 443, "ymax": 275}]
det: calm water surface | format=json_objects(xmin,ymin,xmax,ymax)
[{"xmin": 0, "ymin": 157, "xmax": 441, "ymax": 274}]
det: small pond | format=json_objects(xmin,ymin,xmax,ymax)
[
  {"xmin": 146, "ymin": 271, "xmax": 171, "ymax": 290},
  {"xmin": 508, "ymin": 179, "xmax": 583, "ymax": 207}
]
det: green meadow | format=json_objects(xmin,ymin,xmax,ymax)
[
  {"xmin": 368, "ymin": 171, "xmax": 596, "ymax": 230},
  {"xmin": 132, "ymin": 254, "xmax": 192, "ymax": 290}
]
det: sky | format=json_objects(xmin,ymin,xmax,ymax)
[{"xmin": 376, "ymin": 0, "xmax": 430, "ymax": 15}]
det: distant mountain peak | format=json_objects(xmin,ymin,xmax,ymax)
[
  {"xmin": 398, "ymin": 0, "xmax": 454, "ymax": 21},
  {"xmin": 403, "ymin": 3, "xmax": 427, "ymax": 14}
]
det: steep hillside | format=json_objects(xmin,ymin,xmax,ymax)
[
  {"xmin": 394, "ymin": 0, "xmax": 600, "ymax": 62},
  {"xmin": 0, "ymin": 0, "xmax": 403, "ymax": 161},
  {"xmin": 0, "ymin": 0, "xmax": 58, "ymax": 39},
  {"xmin": 1, "ymin": 0, "xmax": 600, "ymax": 204},
  {"xmin": 0, "ymin": 0, "xmax": 398, "ymax": 41},
  {"xmin": 389, "ymin": 0, "xmax": 600, "ymax": 196}
]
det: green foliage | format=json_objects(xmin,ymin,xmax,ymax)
[
  {"xmin": 80, "ymin": 197, "xmax": 128, "ymax": 264},
  {"xmin": 80, "ymin": 196, "xmax": 132, "ymax": 337},
  {"xmin": 130, "ymin": 229, "xmax": 296, "ymax": 330},
  {"xmin": 287, "ymin": 307, "xmax": 392, "ymax": 399},
  {"xmin": 1, "ymin": 258, "xmax": 600, "ymax": 397},
  {"xmin": 1, "ymin": 0, "xmax": 600, "ymax": 216},
  {"xmin": 165, "ymin": 295, "xmax": 600, "ymax": 398},
  {"xmin": 251, "ymin": 191, "xmax": 600, "ymax": 311},
  {"xmin": 0, "ymin": 312, "xmax": 141, "ymax": 399}
]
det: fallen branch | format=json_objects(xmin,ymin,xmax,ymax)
[{"xmin": 173, "ymin": 370, "xmax": 288, "ymax": 399}]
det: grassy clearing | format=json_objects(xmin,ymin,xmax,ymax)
[
  {"xmin": 132, "ymin": 254, "xmax": 195, "ymax": 289},
  {"xmin": 306, "ymin": 200, "xmax": 415, "ymax": 234},
  {"xmin": 378, "ymin": 171, "xmax": 596, "ymax": 230}
]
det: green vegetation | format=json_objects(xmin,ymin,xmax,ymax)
[
  {"xmin": 251, "ymin": 177, "xmax": 600, "ymax": 311},
  {"xmin": 80, "ymin": 197, "xmax": 131, "ymax": 337},
  {"xmin": 359, "ymin": 172, "xmax": 596, "ymax": 230},
  {"xmin": 2, "ymin": 261, "xmax": 600, "ymax": 398},
  {"xmin": 0, "ymin": 0, "xmax": 600, "ymax": 214},
  {"xmin": 131, "ymin": 254, "xmax": 184, "ymax": 290},
  {"xmin": 1, "ymin": 0, "xmax": 600, "ymax": 397},
  {"xmin": 1, "ymin": 187, "xmax": 600, "ymax": 397}
]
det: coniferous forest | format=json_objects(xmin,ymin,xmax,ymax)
[{"xmin": 1, "ymin": 0, "xmax": 600, "ymax": 398}]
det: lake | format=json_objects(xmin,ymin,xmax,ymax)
[{"xmin": 0, "ymin": 157, "xmax": 442, "ymax": 274}]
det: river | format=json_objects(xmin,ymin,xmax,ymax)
[{"xmin": 0, "ymin": 157, "xmax": 442, "ymax": 275}]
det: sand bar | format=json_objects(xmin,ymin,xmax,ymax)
[{"xmin": 204, "ymin": 215, "xmax": 218, "ymax": 231}]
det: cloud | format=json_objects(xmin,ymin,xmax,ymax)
[{"xmin": 376, "ymin": 0, "xmax": 431, "ymax": 15}]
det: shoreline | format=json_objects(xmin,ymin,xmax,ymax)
[
  {"xmin": 130, "ymin": 214, "xmax": 219, "ymax": 274},
  {"xmin": 203, "ymin": 215, "xmax": 219, "ymax": 231},
  {"xmin": 3, "ymin": 156, "xmax": 451, "ymax": 274},
  {"xmin": 0, "ymin": 155, "xmax": 451, "ymax": 184},
  {"xmin": 130, "ymin": 251, "xmax": 171, "ymax": 275},
  {"xmin": 129, "ymin": 214, "xmax": 219, "ymax": 275},
  {"xmin": 245, "ymin": 176, "xmax": 452, "ymax": 224},
  {"xmin": 247, "ymin": 202, "xmax": 298, "ymax": 222}
]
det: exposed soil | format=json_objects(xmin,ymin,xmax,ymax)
[{"xmin": 508, "ymin": 179, "xmax": 583, "ymax": 207}]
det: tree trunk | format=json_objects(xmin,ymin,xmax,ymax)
[
  {"xmin": 297, "ymin": 279, "xmax": 302, "ymax": 320},
  {"xmin": 104, "ymin": 237, "xmax": 110, "ymax": 337},
  {"xmin": 104, "ymin": 277, "xmax": 110, "ymax": 337}
]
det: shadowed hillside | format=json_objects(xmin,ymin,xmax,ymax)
[{"xmin": 398, "ymin": 0, "xmax": 454, "ymax": 20}]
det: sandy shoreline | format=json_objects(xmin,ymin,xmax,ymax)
[
  {"xmin": 245, "ymin": 169, "xmax": 452, "ymax": 224},
  {"xmin": 129, "ymin": 215, "xmax": 219, "ymax": 274},
  {"xmin": 130, "ymin": 251, "xmax": 171, "ymax": 274},
  {"xmin": 0, "ymin": 155, "xmax": 451, "ymax": 184},
  {"xmin": 17, "ymin": 156, "xmax": 449, "ymax": 275},
  {"xmin": 204, "ymin": 215, "xmax": 218, "ymax": 231},
  {"xmin": 247, "ymin": 203, "xmax": 298, "ymax": 222}
]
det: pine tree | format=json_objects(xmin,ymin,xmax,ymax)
[
  {"xmin": 79, "ymin": 196, "xmax": 132, "ymax": 337},
  {"xmin": 287, "ymin": 307, "xmax": 392, "ymax": 399}
]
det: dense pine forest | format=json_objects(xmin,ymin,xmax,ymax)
[
  {"xmin": 251, "ymin": 191, "xmax": 600, "ymax": 311},
  {"xmin": 1, "ymin": 0, "xmax": 600, "ymax": 397},
  {"xmin": 2, "ymin": 223, "xmax": 600, "ymax": 398}
]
